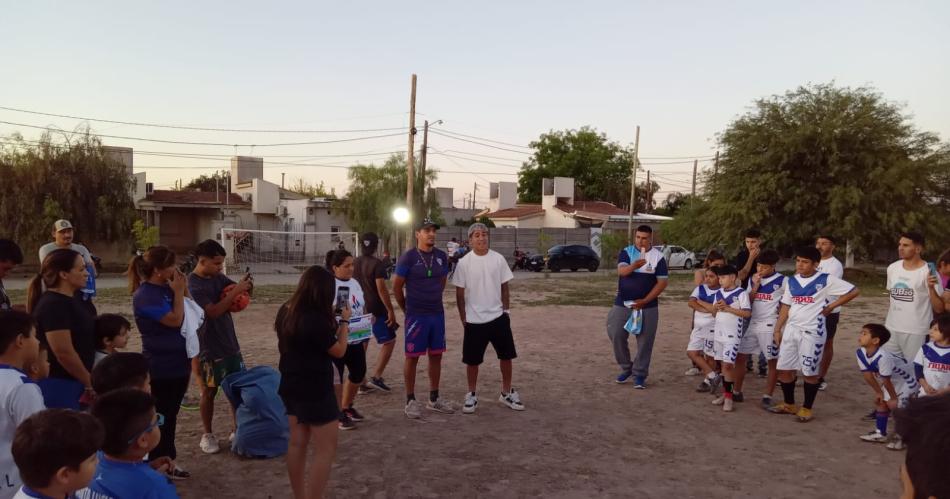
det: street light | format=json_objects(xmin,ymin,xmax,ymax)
[{"xmin": 393, "ymin": 207, "xmax": 410, "ymax": 224}]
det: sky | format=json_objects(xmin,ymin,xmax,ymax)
[{"xmin": 2, "ymin": 1, "xmax": 948, "ymax": 208}]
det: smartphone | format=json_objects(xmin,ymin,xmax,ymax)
[
  {"xmin": 929, "ymin": 262, "xmax": 941, "ymax": 291},
  {"xmin": 335, "ymin": 286, "xmax": 350, "ymax": 317}
]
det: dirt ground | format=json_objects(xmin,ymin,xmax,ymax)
[{"xmin": 96, "ymin": 274, "xmax": 902, "ymax": 499}]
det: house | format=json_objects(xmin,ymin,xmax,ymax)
[{"xmin": 483, "ymin": 177, "xmax": 672, "ymax": 230}]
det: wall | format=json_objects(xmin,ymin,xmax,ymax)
[{"xmin": 251, "ymin": 179, "xmax": 279, "ymax": 215}]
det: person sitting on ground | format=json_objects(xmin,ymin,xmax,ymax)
[
  {"xmin": 82, "ymin": 389, "xmax": 180, "ymax": 498},
  {"xmin": 11, "ymin": 409, "xmax": 103, "ymax": 499},
  {"xmin": 94, "ymin": 314, "xmax": 131, "ymax": 367},
  {"xmin": 0, "ymin": 311, "xmax": 46, "ymax": 499}
]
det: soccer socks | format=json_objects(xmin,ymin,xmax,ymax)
[
  {"xmin": 430, "ymin": 390, "xmax": 440, "ymax": 403},
  {"xmin": 406, "ymin": 394, "xmax": 416, "ymax": 404},
  {"xmin": 802, "ymin": 381, "xmax": 819, "ymax": 409},
  {"xmin": 780, "ymin": 381, "xmax": 796, "ymax": 405},
  {"xmin": 723, "ymin": 381, "xmax": 734, "ymax": 400},
  {"xmin": 875, "ymin": 411, "xmax": 889, "ymax": 435}
]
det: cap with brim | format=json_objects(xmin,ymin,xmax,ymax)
[
  {"xmin": 362, "ymin": 232, "xmax": 379, "ymax": 248},
  {"xmin": 53, "ymin": 220, "xmax": 73, "ymax": 232},
  {"xmin": 416, "ymin": 218, "xmax": 440, "ymax": 230}
]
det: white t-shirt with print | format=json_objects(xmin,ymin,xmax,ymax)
[
  {"xmin": 0, "ymin": 367, "xmax": 46, "ymax": 499},
  {"xmin": 450, "ymin": 249, "xmax": 513, "ymax": 324},
  {"xmin": 817, "ymin": 256, "xmax": 844, "ymax": 313},
  {"xmin": 333, "ymin": 277, "xmax": 370, "ymax": 344},
  {"xmin": 886, "ymin": 261, "xmax": 943, "ymax": 335}
]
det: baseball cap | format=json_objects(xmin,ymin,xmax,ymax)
[
  {"xmin": 53, "ymin": 220, "xmax": 74, "ymax": 232},
  {"xmin": 416, "ymin": 218, "xmax": 440, "ymax": 231},
  {"xmin": 361, "ymin": 232, "xmax": 379, "ymax": 248}
]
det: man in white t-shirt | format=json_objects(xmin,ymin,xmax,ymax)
[
  {"xmin": 37, "ymin": 220, "xmax": 98, "ymax": 303},
  {"xmin": 884, "ymin": 232, "xmax": 945, "ymax": 362},
  {"xmin": 815, "ymin": 235, "xmax": 845, "ymax": 391},
  {"xmin": 451, "ymin": 223, "xmax": 524, "ymax": 414}
]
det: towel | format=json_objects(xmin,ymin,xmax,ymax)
[{"xmin": 181, "ymin": 296, "xmax": 205, "ymax": 358}]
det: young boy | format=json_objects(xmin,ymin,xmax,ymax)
[
  {"xmin": 0, "ymin": 311, "xmax": 46, "ymax": 499},
  {"xmin": 94, "ymin": 314, "xmax": 131, "ymax": 366},
  {"xmin": 11, "ymin": 409, "xmax": 103, "ymax": 499},
  {"xmin": 82, "ymin": 389, "xmax": 179, "ymax": 498},
  {"xmin": 710, "ymin": 265, "xmax": 751, "ymax": 412},
  {"xmin": 734, "ymin": 249, "xmax": 785, "ymax": 410},
  {"xmin": 26, "ymin": 344, "xmax": 50, "ymax": 382},
  {"xmin": 914, "ymin": 314, "xmax": 950, "ymax": 397},
  {"xmin": 91, "ymin": 353, "xmax": 151, "ymax": 395},
  {"xmin": 187, "ymin": 239, "xmax": 251, "ymax": 454},
  {"xmin": 856, "ymin": 323, "xmax": 919, "ymax": 447},
  {"xmin": 769, "ymin": 247, "xmax": 860, "ymax": 422},
  {"xmin": 687, "ymin": 267, "xmax": 721, "ymax": 393}
]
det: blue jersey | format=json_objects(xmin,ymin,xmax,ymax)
[{"xmin": 75, "ymin": 452, "xmax": 179, "ymax": 499}]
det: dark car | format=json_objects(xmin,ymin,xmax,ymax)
[
  {"xmin": 526, "ymin": 253, "xmax": 546, "ymax": 272},
  {"xmin": 545, "ymin": 244, "xmax": 600, "ymax": 272}
]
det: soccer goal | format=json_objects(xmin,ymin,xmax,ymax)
[{"xmin": 220, "ymin": 228, "xmax": 358, "ymax": 276}]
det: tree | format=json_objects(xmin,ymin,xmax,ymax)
[
  {"xmin": 131, "ymin": 219, "xmax": 159, "ymax": 251},
  {"xmin": 518, "ymin": 127, "xmax": 635, "ymax": 206},
  {"xmin": 183, "ymin": 173, "xmax": 229, "ymax": 192},
  {"xmin": 655, "ymin": 192, "xmax": 694, "ymax": 216},
  {"xmin": 0, "ymin": 130, "xmax": 135, "ymax": 252},
  {"xmin": 288, "ymin": 178, "xmax": 335, "ymax": 198},
  {"xmin": 634, "ymin": 180, "xmax": 661, "ymax": 213},
  {"xmin": 345, "ymin": 154, "xmax": 441, "ymax": 250},
  {"xmin": 663, "ymin": 83, "xmax": 950, "ymax": 256}
]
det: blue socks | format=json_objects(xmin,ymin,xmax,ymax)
[{"xmin": 875, "ymin": 410, "xmax": 889, "ymax": 435}]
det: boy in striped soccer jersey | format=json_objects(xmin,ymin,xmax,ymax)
[
  {"xmin": 710, "ymin": 265, "xmax": 751, "ymax": 412},
  {"xmin": 856, "ymin": 324, "xmax": 919, "ymax": 448},
  {"xmin": 734, "ymin": 249, "xmax": 785, "ymax": 410},
  {"xmin": 769, "ymin": 247, "xmax": 860, "ymax": 422},
  {"xmin": 687, "ymin": 267, "xmax": 721, "ymax": 393},
  {"xmin": 914, "ymin": 314, "xmax": 950, "ymax": 398}
]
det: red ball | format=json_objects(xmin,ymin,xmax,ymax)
[{"xmin": 222, "ymin": 283, "xmax": 250, "ymax": 313}]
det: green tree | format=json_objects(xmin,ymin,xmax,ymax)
[
  {"xmin": 0, "ymin": 130, "xmax": 135, "ymax": 252},
  {"xmin": 663, "ymin": 83, "xmax": 950, "ymax": 256},
  {"xmin": 518, "ymin": 127, "xmax": 636, "ymax": 206},
  {"xmin": 655, "ymin": 192, "xmax": 694, "ymax": 216},
  {"xmin": 288, "ymin": 177, "xmax": 335, "ymax": 198},
  {"xmin": 345, "ymin": 154, "xmax": 441, "ymax": 249},
  {"xmin": 131, "ymin": 219, "xmax": 159, "ymax": 250},
  {"xmin": 183, "ymin": 173, "xmax": 229, "ymax": 192}
]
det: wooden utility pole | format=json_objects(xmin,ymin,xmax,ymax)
[
  {"xmin": 406, "ymin": 74, "xmax": 417, "ymax": 250},
  {"xmin": 691, "ymin": 159, "xmax": 698, "ymax": 197},
  {"xmin": 472, "ymin": 183, "xmax": 477, "ymax": 210},
  {"xmin": 626, "ymin": 126, "xmax": 640, "ymax": 244},
  {"xmin": 645, "ymin": 170, "xmax": 651, "ymax": 214},
  {"xmin": 420, "ymin": 120, "xmax": 429, "ymax": 211},
  {"xmin": 281, "ymin": 172, "xmax": 285, "ymax": 189},
  {"xmin": 714, "ymin": 150, "xmax": 720, "ymax": 176}
]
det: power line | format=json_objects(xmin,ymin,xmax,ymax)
[
  {"xmin": 435, "ymin": 128, "xmax": 534, "ymax": 150},
  {"xmin": 440, "ymin": 149, "xmax": 525, "ymax": 163},
  {"xmin": 0, "ymin": 106, "xmax": 409, "ymax": 133},
  {"xmin": 0, "ymin": 120, "xmax": 406, "ymax": 147},
  {"xmin": 429, "ymin": 151, "xmax": 521, "ymax": 169},
  {"xmin": 428, "ymin": 130, "xmax": 532, "ymax": 155}
]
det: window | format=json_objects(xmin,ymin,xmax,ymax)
[{"xmin": 331, "ymin": 226, "xmax": 340, "ymax": 242}]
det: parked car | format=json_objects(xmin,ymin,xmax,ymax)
[
  {"xmin": 545, "ymin": 244, "xmax": 600, "ymax": 272},
  {"xmin": 654, "ymin": 245, "xmax": 696, "ymax": 269},
  {"xmin": 525, "ymin": 253, "xmax": 546, "ymax": 272}
]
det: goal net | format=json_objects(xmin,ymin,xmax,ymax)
[{"xmin": 220, "ymin": 228, "xmax": 358, "ymax": 276}]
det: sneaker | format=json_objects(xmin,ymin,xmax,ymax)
[
  {"xmin": 338, "ymin": 414, "xmax": 356, "ymax": 430},
  {"xmin": 167, "ymin": 466, "xmax": 191, "ymax": 480},
  {"xmin": 228, "ymin": 432, "xmax": 235, "ymax": 444},
  {"xmin": 427, "ymin": 398, "xmax": 456, "ymax": 414},
  {"xmin": 357, "ymin": 383, "xmax": 376, "ymax": 395},
  {"xmin": 633, "ymin": 376, "xmax": 647, "ymax": 389},
  {"xmin": 696, "ymin": 380, "xmax": 712, "ymax": 393},
  {"xmin": 615, "ymin": 372, "xmax": 633, "ymax": 384},
  {"xmin": 768, "ymin": 402, "xmax": 798, "ymax": 415},
  {"xmin": 861, "ymin": 409, "xmax": 877, "ymax": 422},
  {"xmin": 712, "ymin": 395, "xmax": 725, "ymax": 405},
  {"xmin": 368, "ymin": 377, "xmax": 392, "ymax": 392},
  {"xmin": 499, "ymin": 390, "xmax": 525, "ymax": 411},
  {"xmin": 886, "ymin": 435, "xmax": 905, "ymax": 451},
  {"xmin": 760, "ymin": 396, "xmax": 772, "ymax": 410},
  {"xmin": 723, "ymin": 397, "xmax": 734, "ymax": 412},
  {"xmin": 343, "ymin": 407, "xmax": 365, "ymax": 422},
  {"xmin": 757, "ymin": 368, "xmax": 768, "ymax": 378},
  {"xmin": 405, "ymin": 399, "xmax": 424, "ymax": 419},
  {"xmin": 199, "ymin": 433, "xmax": 220, "ymax": 454},
  {"xmin": 180, "ymin": 395, "xmax": 199, "ymax": 411},
  {"xmin": 859, "ymin": 430, "xmax": 888, "ymax": 443},
  {"xmin": 733, "ymin": 392, "xmax": 744, "ymax": 403},
  {"xmin": 463, "ymin": 392, "xmax": 478, "ymax": 414},
  {"xmin": 684, "ymin": 367, "xmax": 701, "ymax": 376},
  {"xmin": 708, "ymin": 375, "xmax": 722, "ymax": 394},
  {"xmin": 818, "ymin": 379, "xmax": 828, "ymax": 391},
  {"xmin": 796, "ymin": 407, "xmax": 814, "ymax": 422}
]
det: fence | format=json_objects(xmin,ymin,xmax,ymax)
[{"xmin": 435, "ymin": 227, "xmax": 595, "ymax": 263}]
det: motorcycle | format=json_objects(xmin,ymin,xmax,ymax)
[{"xmin": 511, "ymin": 250, "xmax": 530, "ymax": 271}]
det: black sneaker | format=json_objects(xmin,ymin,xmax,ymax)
[
  {"xmin": 338, "ymin": 414, "xmax": 356, "ymax": 430},
  {"xmin": 696, "ymin": 380, "xmax": 711, "ymax": 393},
  {"xmin": 757, "ymin": 368, "xmax": 768, "ymax": 378},
  {"xmin": 861, "ymin": 409, "xmax": 877, "ymax": 422},
  {"xmin": 368, "ymin": 377, "xmax": 392, "ymax": 392},
  {"xmin": 733, "ymin": 392, "xmax": 745, "ymax": 403},
  {"xmin": 166, "ymin": 466, "xmax": 191, "ymax": 480},
  {"xmin": 343, "ymin": 407, "xmax": 365, "ymax": 422}
]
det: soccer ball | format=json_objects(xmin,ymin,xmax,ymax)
[{"xmin": 222, "ymin": 284, "xmax": 250, "ymax": 313}]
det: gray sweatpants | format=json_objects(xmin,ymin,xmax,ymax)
[{"xmin": 606, "ymin": 305, "xmax": 659, "ymax": 378}]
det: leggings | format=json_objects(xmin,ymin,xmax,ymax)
[
  {"xmin": 150, "ymin": 376, "xmax": 190, "ymax": 460},
  {"xmin": 332, "ymin": 342, "xmax": 367, "ymax": 384}
]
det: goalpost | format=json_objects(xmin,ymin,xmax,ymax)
[{"xmin": 220, "ymin": 228, "xmax": 358, "ymax": 276}]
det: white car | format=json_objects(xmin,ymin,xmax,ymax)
[{"xmin": 654, "ymin": 245, "xmax": 696, "ymax": 269}]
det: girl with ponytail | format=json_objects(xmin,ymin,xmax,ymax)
[{"xmin": 29, "ymin": 248, "xmax": 96, "ymax": 409}]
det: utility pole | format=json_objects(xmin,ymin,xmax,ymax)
[
  {"xmin": 645, "ymin": 170, "xmax": 651, "ymax": 214},
  {"xmin": 281, "ymin": 172, "xmax": 285, "ymax": 189},
  {"xmin": 626, "ymin": 126, "xmax": 640, "ymax": 244},
  {"xmin": 472, "ymin": 183, "xmax": 477, "ymax": 210},
  {"xmin": 406, "ymin": 74, "xmax": 417, "ymax": 252},
  {"xmin": 420, "ymin": 120, "xmax": 429, "ymax": 211},
  {"xmin": 691, "ymin": 159, "xmax": 698, "ymax": 197},
  {"xmin": 714, "ymin": 150, "xmax": 720, "ymax": 176}
]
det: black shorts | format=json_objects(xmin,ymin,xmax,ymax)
[
  {"xmin": 281, "ymin": 393, "xmax": 339, "ymax": 426},
  {"xmin": 332, "ymin": 342, "xmax": 367, "ymax": 384},
  {"xmin": 825, "ymin": 313, "xmax": 841, "ymax": 340},
  {"xmin": 462, "ymin": 313, "xmax": 517, "ymax": 366}
]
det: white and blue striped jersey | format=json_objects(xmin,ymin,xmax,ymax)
[
  {"xmin": 780, "ymin": 272, "xmax": 855, "ymax": 331},
  {"xmin": 689, "ymin": 284, "xmax": 719, "ymax": 329},
  {"xmin": 856, "ymin": 347, "xmax": 919, "ymax": 394},
  {"xmin": 750, "ymin": 273, "xmax": 786, "ymax": 324},
  {"xmin": 713, "ymin": 287, "xmax": 750, "ymax": 341},
  {"xmin": 914, "ymin": 342, "xmax": 950, "ymax": 392}
]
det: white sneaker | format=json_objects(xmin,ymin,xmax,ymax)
[
  {"xmin": 199, "ymin": 433, "xmax": 220, "ymax": 454},
  {"xmin": 723, "ymin": 397, "xmax": 734, "ymax": 412},
  {"xmin": 886, "ymin": 435, "xmax": 905, "ymax": 451},
  {"xmin": 499, "ymin": 390, "xmax": 525, "ymax": 411},
  {"xmin": 463, "ymin": 392, "xmax": 478, "ymax": 414},
  {"xmin": 426, "ymin": 398, "xmax": 457, "ymax": 414},
  {"xmin": 684, "ymin": 367, "xmax": 701, "ymax": 376},
  {"xmin": 228, "ymin": 432, "xmax": 235, "ymax": 444},
  {"xmin": 859, "ymin": 430, "xmax": 888, "ymax": 443},
  {"xmin": 712, "ymin": 395, "xmax": 725, "ymax": 405},
  {"xmin": 405, "ymin": 399, "xmax": 424, "ymax": 419}
]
